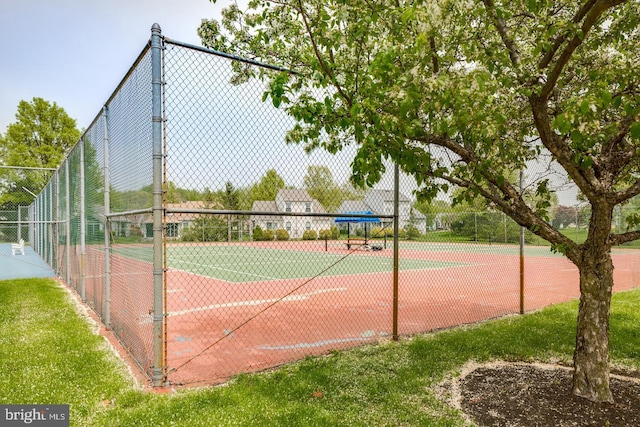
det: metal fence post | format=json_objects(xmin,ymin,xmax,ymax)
[
  {"xmin": 42, "ymin": 186, "xmax": 46, "ymax": 262},
  {"xmin": 80, "ymin": 139, "xmax": 87, "ymax": 302},
  {"xmin": 151, "ymin": 22, "xmax": 166, "ymax": 387},
  {"xmin": 17, "ymin": 205, "xmax": 22, "ymax": 243},
  {"xmin": 54, "ymin": 171, "xmax": 59, "ymax": 275},
  {"xmin": 34, "ymin": 198, "xmax": 38, "ymax": 254},
  {"xmin": 49, "ymin": 181, "xmax": 54, "ymax": 267},
  {"xmin": 54, "ymin": 174, "xmax": 59, "ymax": 270},
  {"xmin": 103, "ymin": 106, "xmax": 111, "ymax": 325},
  {"xmin": 41, "ymin": 193, "xmax": 44, "ymax": 258},
  {"xmin": 392, "ymin": 163, "xmax": 400, "ymax": 341},
  {"xmin": 38, "ymin": 195, "xmax": 41, "ymax": 254},
  {"xmin": 28, "ymin": 205, "xmax": 34, "ymax": 248},
  {"xmin": 65, "ymin": 160, "xmax": 71, "ymax": 286},
  {"xmin": 519, "ymin": 169, "xmax": 525, "ymax": 314}
]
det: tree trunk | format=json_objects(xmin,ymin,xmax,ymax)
[{"xmin": 572, "ymin": 216, "xmax": 615, "ymax": 402}]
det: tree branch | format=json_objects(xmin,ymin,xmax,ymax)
[
  {"xmin": 438, "ymin": 169, "xmax": 581, "ymax": 262},
  {"xmin": 614, "ymin": 177, "xmax": 640, "ymax": 205},
  {"xmin": 429, "ymin": 36, "xmax": 439, "ymax": 73},
  {"xmin": 480, "ymin": 0, "xmax": 521, "ymax": 68},
  {"xmin": 610, "ymin": 230, "xmax": 640, "ymax": 246},
  {"xmin": 600, "ymin": 113, "xmax": 640, "ymax": 177},
  {"xmin": 529, "ymin": 96, "xmax": 600, "ymax": 201},
  {"xmin": 410, "ymin": 131, "xmax": 582, "ymax": 260},
  {"xmin": 296, "ymin": 1, "xmax": 353, "ymax": 107},
  {"xmin": 539, "ymin": 0, "xmax": 628, "ymax": 101},
  {"xmin": 537, "ymin": 0, "xmax": 598, "ymax": 70}
]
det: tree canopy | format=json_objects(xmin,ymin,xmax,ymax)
[
  {"xmin": 200, "ymin": 0, "xmax": 639, "ymax": 402},
  {"xmin": 1, "ymin": 97, "xmax": 79, "ymax": 169},
  {"xmin": 0, "ymin": 97, "xmax": 80, "ymax": 208},
  {"xmin": 303, "ymin": 165, "xmax": 362, "ymax": 212},
  {"xmin": 248, "ymin": 168, "xmax": 286, "ymax": 203}
]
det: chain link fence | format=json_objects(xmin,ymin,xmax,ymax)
[
  {"xmin": 10, "ymin": 25, "xmax": 640, "ymax": 387},
  {"xmin": 0, "ymin": 168, "xmax": 45, "ymax": 244},
  {"xmin": 0, "ymin": 167, "xmax": 56, "ymax": 266}
]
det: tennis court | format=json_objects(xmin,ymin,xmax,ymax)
[
  {"xmin": 96, "ymin": 239, "xmax": 638, "ymax": 386},
  {"xmin": 101, "ymin": 240, "xmax": 483, "ymax": 384}
]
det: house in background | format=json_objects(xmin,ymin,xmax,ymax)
[
  {"xmin": 142, "ymin": 200, "xmax": 219, "ymax": 239},
  {"xmin": 77, "ymin": 201, "xmax": 232, "ymax": 241},
  {"xmin": 88, "ymin": 204, "xmax": 146, "ymax": 239},
  {"xmin": 165, "ymin": 201, "xmax": 213, "ymax": 239},
  {"xmin": 338, "ymin": 189, "xmax": 427, "ymax": 234},
  {"xmin": 251, "ymin": 189, "xmax": 332, "ymax": 239}
]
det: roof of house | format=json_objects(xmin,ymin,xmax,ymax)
[
  {"xmin": 251, "ymin": 200, "xmax": 281, "ymax": 221},
  {"xmin": 339, "ymin": 189, "xmax": 410, "ymax": 214},
  {"xmin": 252, "ymin": 190, "xmax": 328, "ymax": 217},
  {"xmin": 276, "ymin": 188, "xmax": 314, "ymax": 201},
  {"xmin": 162, "ymin": 200, "xmax": 223, "ymax": 224},
  {"xmin": 312, "ymin": 200, "xmax": 327, "ymax": 214},
  {"xmin": 340, "ymin": 190, "xmax": 427, "ymax": 220},
  {"xmin": 410, "ymin": 208, "xmax": 427, "ymax": 220},
  {"xmin": 167, "ymin": 201, "xmax": 212, "ymax": 210}
]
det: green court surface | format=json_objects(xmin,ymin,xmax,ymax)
[
  {"xmin": 398, "ymin": 241, "xmax": 565, "ymax": 257},
  {"xmin": 113, "ymin": 244, "xmax": 466, "ymax": 283}
]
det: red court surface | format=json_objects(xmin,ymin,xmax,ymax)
[{"xmin": 138, "ymin": 243, "xmax": 640, "ymax": 387}]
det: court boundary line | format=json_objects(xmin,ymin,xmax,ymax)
[
  {"xmin": 171, "ymin": 258, "xmax": 281, "ymax": 281},
  {"xmin": 168, "ymin": 287, "xmax": 348, "ymax": 317}
]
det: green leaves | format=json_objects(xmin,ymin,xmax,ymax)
[
  {"xmin": 631, "ymin": 122, "xmax": 640, "ymax": 140},
  {"xmin": 525, "ymin": 0, "xmax": 546, "ymax": 14},
  {"xmin": 263, "ymin": 72, "xmax": 291, "ymax": 108},
  {"xmin": 552, "ymin": 114, "xmax": 572, "ymax": 135},
  {"xmin": 400, "ymin": 6, "xmax": 415, "ymax": 24}
]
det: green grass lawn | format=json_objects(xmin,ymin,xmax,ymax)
[
  {"xmin": 1, "ymin": 278, "xmax": 639, "ymax": 426},
  {"xmin": 0, "ymin": 279, "xmax": 133, "ymax": 425}
]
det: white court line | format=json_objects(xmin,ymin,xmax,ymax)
[
  {"xmin": 173, "ymin": 259, "xmax": 280, "ymax": 281},
  {"xmin": 168, "ymin": 287, "xmax": 347, "ymax": 317},
  {"xmin": 167, "ymin": 267, "xmax": 235, "ymax": 284}
]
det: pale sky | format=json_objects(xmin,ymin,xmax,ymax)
[{"xmin": 0, "ymin": 0, "xmax": 228, "ymax": 132}]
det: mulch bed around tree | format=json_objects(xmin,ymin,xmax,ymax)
[{"xmin": 438, "ymin": 362, "xmax": 640, "ymax": 427}]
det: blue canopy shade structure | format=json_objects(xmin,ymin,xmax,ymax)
[
  {"xmin": 334, "ymin": 211, "xmax": 381, "ymax": 223},
  {"xmin": 335, "ymin": 211, "xmax": 382, "ymax": 247}
]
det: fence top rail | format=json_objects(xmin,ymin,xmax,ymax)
[
  {"xmin": 0, "ymin": 165, "xmax": 57, "ymax": 171},
  {"xmin": 105, "ymin": 208, "xmax": 153, "ymax": 218},
  {"xmin": 0, "ymin": 220, "xmax": 61, "ymax": 224},
  {"xmin": 163, "ymin": 37, "xmax": 298, "ymax": 75},
  {"xmin": 165, "ymin": 208, "xmax": 394, "ymax": 220}
]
